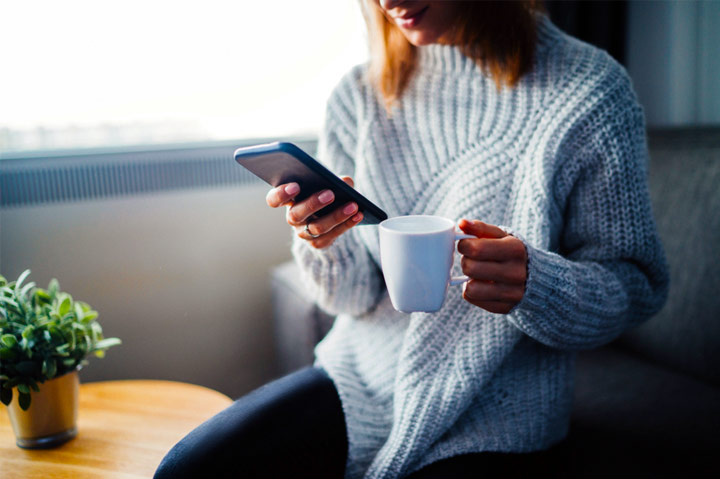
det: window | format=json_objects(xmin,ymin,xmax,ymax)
[{"xmin": 0, "ymin": 0, "xmax": 368, "ymax": 154}]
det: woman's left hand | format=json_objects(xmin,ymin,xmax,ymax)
[{"xmin": 457, "ymin": 219, "xmax": 528, "ymax": 314}]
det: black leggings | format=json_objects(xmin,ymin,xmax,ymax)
[
  {"xmin": 154, "ymin": 367, "xmax": 346, "ymax": 479},
  {"xmin": 154, "ymin": 367, "xmax": 558, "ymax": 479}
]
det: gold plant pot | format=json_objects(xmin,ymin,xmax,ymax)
[{"xmin": 5, "ymin": 370, "xmax": 79, "ymax": 449}]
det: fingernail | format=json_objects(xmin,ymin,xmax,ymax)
[
  {"xmin": 284, "ymin": 183, "xmax": 300, "ymax": 196},
  {"xmin": 318, "ymin": 190, "xmax": 334, "ymax": 204},
  {"xmin": 352, "ymin": 213, "xmax": 362, "ymax": 222},
  {"xmin": 343, "ymin": 203, "xmax": 358, "ymax": 215}
]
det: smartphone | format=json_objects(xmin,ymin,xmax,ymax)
[{"xmin": 234, "ymin": 141, "xmax": 387, "ymax": 225}]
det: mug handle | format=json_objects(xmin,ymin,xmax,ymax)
[{"xmin": 450, "ymin": 233, "xmax": 476, "ymax": 286}]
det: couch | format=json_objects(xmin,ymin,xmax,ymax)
[{"xmin": 271, "ymin": 128, "xmax": 720, "ymax": 477}]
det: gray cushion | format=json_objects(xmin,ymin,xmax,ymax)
[
  {"xmin": 620, "ymin": 128, "xmax": 720, "ymax": 385},
  {"xmin": 564, "ymin": 346, "xmax": 720, "ymax": 476}
]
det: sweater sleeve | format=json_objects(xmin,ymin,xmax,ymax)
[
  {"xmin": 510, "ymin": 77, "xmax": 669, "ymax": 351},
  {"xmin": 291, "ymin": 70, "xmax": 385, "ymax": 316}
]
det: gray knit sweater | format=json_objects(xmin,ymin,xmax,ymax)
[{"xmin": 291, "ymin": 17, "xmax": 668, "ymax": 479}]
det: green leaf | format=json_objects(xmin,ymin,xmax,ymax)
[
  {"xmin": 43, "ymin": 358, "xmax": 57, "ymax": 379},
  {"xmin": 74, "ymin": 303, "xmax": 84, "ymax": 322},
  {"xmin": 55, "ymin": 344, "xmax": 70, "ymax": 356},
  {"xmin": 34, "ymin": 288, "xmax": 52, "ymax": 305},
  {"xmin": 21, "ymin": 325, "xmax": 35, "ymax": 340},
  {"xmin": 18, "ymin": 391, "xmax": 31, "ymax": 410},
  {"xmin": 0, "ymin": 296, "xmax": 19, "ymax": 309},
  {"xmin": 94, "ymin": 337, "xmax": 121, "ymax": 350},
  {"xmin": 0, "ymin": 386, "xmax": 12, "ymax": 406},
  {"xmin": 1, "ymin": 334, "xmax": 17, "ymax": 347},
  {"xmin": 18, "ymin": 281, "xmax": 36, "ymax": 300},
  {"xmin": 15, "ymin": 270, "xmax": 31, "ymax": 294},
  {"xmin": 19, "ymin": 337, "xmax": 31, "ymax": 355},
  {"xmin": 48, "ymin": 278, "xmax": 60, "ymax": 296},
  {"xmin": 77, "ymin": 301, "xmax": 92, "ymax": 313},
  {"xmin": 48, "ymin": 326, "xmax": 64, "ymax": 342},
  {"xmin": 91, "ymin": 322, "xmax": 102, "ymax": 338},
  {"xmin": 17, "ymin": 383, "xmax": 30, "ymax": 394},
  {"xmin": 58, "ymin": 294, "xmax": 72, "ymax": 316}
]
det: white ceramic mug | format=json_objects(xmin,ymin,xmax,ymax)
[{"xmin": 379, "ymin": 215, "xmax": 475, "ymax": 313}]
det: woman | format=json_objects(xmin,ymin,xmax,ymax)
[{"xmin": 155, "ymin": 1, "xmax": 668, "ymax": 478}]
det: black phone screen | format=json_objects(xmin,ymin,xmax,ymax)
[{"xmin": 234, "ymin": 142, "xmax": 387, "ymax": 225}]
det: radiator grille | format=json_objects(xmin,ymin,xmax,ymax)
[{"xmin": 0, "ymin": 139, "xmax": 317, "ymax": 207}]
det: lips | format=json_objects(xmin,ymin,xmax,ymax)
[{"xmin": 392, "ymin": 5, "xmax": 429, "ymax": 29}]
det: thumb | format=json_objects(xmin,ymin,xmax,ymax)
[{"xmin": 458, "ymin": 219, "xmax": 507, "ymax": 239}]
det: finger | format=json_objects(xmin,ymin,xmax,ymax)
[
  {"xmin": 463, "ymin": 279, "xmax": 525, "ymax": 305},
  {"xmin": 305, "ymin": 202, "xmax": 359, "ymax": 237},
  {"xmin": 461, "ymin": 257, "xmax": 527, "ymax": 284},
  {"xmin": 457, "ymin": 235, "xmax": 527, "ymax": 262},
  {"xmin": 286, "ymin": 189, "xmax": 335, "ymax": 226},
  {"xmin": 341, "ymin": 176, "xmax": 354, "ymax": 188},
  {"xmin": 301, "ymin": 212, "xmax": 363, "ymax": 249},
  {"xmin": 458, "ymin": 219, "xmax": 507, "ymax": 239},
  {"xmin": 266, "ymin": 183, "xmax": 300, "ymax": 208}
]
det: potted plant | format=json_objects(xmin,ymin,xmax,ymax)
[{"xmin": 0, "ymin": 269, "xmax": 120, "ymax": 448}]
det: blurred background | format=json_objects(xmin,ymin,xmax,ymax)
[{"xmin": 1, "ymin": 0, "xmax": 719, "ymax": 398}]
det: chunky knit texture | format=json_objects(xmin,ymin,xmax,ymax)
[{"xmin": 291, "ymin": 17, "xmax": 668, "ymax": 479}]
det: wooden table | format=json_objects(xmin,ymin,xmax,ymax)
[{"xmin": 0, "ymin": 380, "xmax": 233, "ymax": 478}]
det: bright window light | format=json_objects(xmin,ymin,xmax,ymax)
[{"xmin": 0, "ymin": 0, "xmax": 368, "ymax": 153}]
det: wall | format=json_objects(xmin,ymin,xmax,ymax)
[
  {"xmin": 627, "ymin": 0, "xmax": 720, "ymax": 127},
  {"xmin": 0, "ymin": 185, "xmax": 292, "ymax": 399}
]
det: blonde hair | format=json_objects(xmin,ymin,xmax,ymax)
[{"xmin": 361, "ymin": 1, "xmax": 543, "ymax": 111}]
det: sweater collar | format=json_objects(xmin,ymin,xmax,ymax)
[
  {"xmin": 535, "ymin": 14, "xmax": 565, "ymax": 52},
  {"xmin": 416, "ymin": 43, "xmax": 478, "ymax": 74}
]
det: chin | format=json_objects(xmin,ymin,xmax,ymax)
[{"xmin": 404, "ymin": 31, "xmax": 441, "ymax": 46}]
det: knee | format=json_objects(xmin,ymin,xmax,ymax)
[
  {"xmin": 154, "ymin": 442, "xmax": 190, "ymax": 479},
  {"xmin": 153, "ymin": 454, "xmax": 176, "ymax": 478},
  {"xmin": 154, "ymin": 440, "xmax": 232, "ymax": 479},
  {"xmin": 155, "ymin": 439, "xmax": 258, "ymax": 479},
  {"xmin": 153, "ymin": 406, "xmax": 245, "ymax": 478}
]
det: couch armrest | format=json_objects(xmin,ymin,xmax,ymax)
[{"xmin": 271, "ymin": 261, "xmax": 335, "ymax": 374}]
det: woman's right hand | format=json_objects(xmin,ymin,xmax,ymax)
[{"xmin": 266, "ymin": 176, "xmax": 364, "ymax": 249}]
